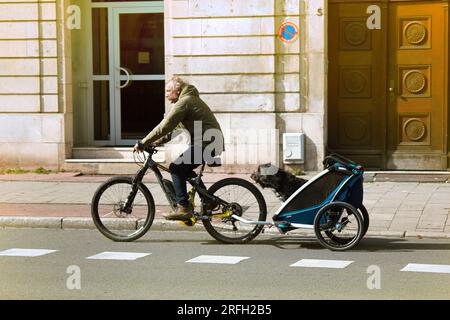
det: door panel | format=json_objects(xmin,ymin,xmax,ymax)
[
  {"xmin": 114, "ymin": 9, "xmax": 165, "ymax": 144},
  {"xmin": 328, "ymin": 2, "xmax": 386, "ymax": 168},
  {"xmin": 92, "ymin": 8, "xmax": 109, "ymax": 76},
  {"xmin": 387, "ymin": 2, "xmax": 446, "ymax": 169},
  {"xmin": 92, "ymin": 7, "xmax": 112, "ymax": 144},
  {"xmin": 120, "ymin": 80, "xmax": 165, "ymax": 140},
  {"xmin": 93, "ymin": 81, "xmax": 110, "ymax": 141},
  {"xmin": 119, "ymin": 12, "xmax": 165, "ymax": 76}
]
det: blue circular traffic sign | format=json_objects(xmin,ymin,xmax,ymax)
[{"xmin": 279, "ymin": 22, "xmax": 299, "ymax": 43}]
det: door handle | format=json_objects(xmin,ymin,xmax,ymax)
[
  {"xmin": 389, "ymin": 80, "xmax": 396, "ymax": 100},
  {"xmin": 118, "ymin": 67, "xmax": 131, "ymax": 89}
]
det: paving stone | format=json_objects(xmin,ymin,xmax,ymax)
[
  {"xmin": 369, "ymin": 208, "xmax": 398, "ymax": 214},
  {"xmin": 395, "ymin": 210, "xmax": 423, "ymax": 217},
  {"xmin": 427, "ymin": 198, "xmax": 450, "ymax": 204},
  {"xmin": 389, "ymin": 218, "xmax": 419, "ymax": 229},
  {"xmin": 398, "ymin": 204, "xmax": 426, "ymax": 211},
  {"xmin": 370, "ymin": 213, "xmax": 395, "ymax": 220},
  {"xmin": 404, "ymin": 194, "xmax": 431, "ymax": 201},
  {"xmin": 419, "ymin": 215, "xmax": 448, "ymax": 222},
  {"xmin": 373, "ymin": 201, "xmax": 401, "ymax": 209},
  {"xmin": 364, "ymin": 194, "xmax": 385, "ymax": 200},
  {"xmin": 413, "ymin": 184, "xmax": 440, "ymax": 191},
  {"xmin": 369, "ymin": 220, "xmax": 391, "ymax": 228}
]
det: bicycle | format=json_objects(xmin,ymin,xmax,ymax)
[{"xmin": 91, "ymin": 145, "xmax": 267, "ymax": 244}]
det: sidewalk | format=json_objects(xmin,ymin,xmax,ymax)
[{"xmin": 0, "ymin": 171, "xmax": 449, "ymax": 239}]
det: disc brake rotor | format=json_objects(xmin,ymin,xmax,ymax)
[{"xmin": 113, "ymin": 201, "xmax": 128, "ymax": 218}]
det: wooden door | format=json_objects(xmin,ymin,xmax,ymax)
[
  {"xmin": 387, "ymin": 1, "xmax": 447, "ymax": 169},
  {"xmin": 328, "ymin": 0, "xmax": 448, "ymax": 170},
  {"xmin": 328, "ymin": 1, "xmax": 386, "ymax": 169}
]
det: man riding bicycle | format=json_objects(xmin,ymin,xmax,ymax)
[{"xmin": 134, "ymin": 76, "xmax": 224, "ymax": 221}]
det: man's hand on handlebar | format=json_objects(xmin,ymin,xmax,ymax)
[
  {"xmin": 133, "ymin": 141, "xmax": 144, "ymax": 153},
  {"xmin": 133, "ymin": 140, "xmax": 161, "ymax": 153}
]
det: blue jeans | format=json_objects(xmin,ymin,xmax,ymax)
[{"xmin": 169, "ymin": 145, "xmax": 207, "ymax": 206}]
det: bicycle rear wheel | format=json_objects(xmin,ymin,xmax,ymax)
[
  {"xmin": 202, "ymin": 178, "xmax": 267, "ymax": 244},
  {"xmin": 91, "ymin": 177, "xmax": 155, "ymax": 241}
]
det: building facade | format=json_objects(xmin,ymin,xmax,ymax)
[{"xmin": 0, "ymin": 0, "xmax": 448, "ymax": 173}]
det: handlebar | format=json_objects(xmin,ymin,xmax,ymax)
[
  {"xmin": 143, "ymin": 145, "xmax": 158, "ymax": 155},
  {"xmin": 323, "ymin": 153, "xmax": 363, "ymax": 172},
  {"xmin": 132, "ymin": 142, "xmax": 159, "ymax": 168},
  {"xmin": 135, "ymin": 140, "xmax": 158, "ymax": 155}
]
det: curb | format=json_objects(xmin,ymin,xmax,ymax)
[
  {"xmin": 404, "ymin": 231, "xmax": 450, "ymax": 239},
  {"xmin": 0, "ymin": 217, "xmax": 207, "ymax": 233},
  {"xmin": 1, "ymin": 216, "xmax": 450, "ymax": 239},
  {"xmin": 0, "ymin": 217, "xmax": 63, "ymax": 229}
]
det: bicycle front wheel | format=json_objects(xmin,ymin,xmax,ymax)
[
  {"xmin": 202, "ymin": 178, "xmax": 267, "ymax": 244},
  {"xmin": 91, "ymin": 177, "xmax": 155, "ymax": 242}
]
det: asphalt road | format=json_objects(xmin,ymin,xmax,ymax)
[{"xmin": 0, "ymin": 229, "xmax": 449, "ymax": 300}]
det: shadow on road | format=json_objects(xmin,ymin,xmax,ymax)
[
  {"xmin": 250, "ymin": 236, "xmax": 450, "ymax": 252},
  {"xmin": 136, "ymin": 235, "xmax": 450, "ymax": 252}
]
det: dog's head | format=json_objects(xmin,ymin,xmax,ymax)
[
  {"xmin": 251, "ymin": 164, "xmax": 308, "ymax": 201},
  {"xmin": 250, "ymin": 163, "xmax": 284, "ymax": 190}
]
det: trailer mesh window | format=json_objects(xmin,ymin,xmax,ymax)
[{"xmin": 280, "ymin": 170, "xmax": 349, "ymax": 214}]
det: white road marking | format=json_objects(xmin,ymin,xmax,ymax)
[
  {"xmin": 290, "ymin": 259, "xmax": 354, "ymax": 269},
  {"xmin": 0, "ymin": 248, "xmax": 57, "ymax": 257},
  {"xmin": 186, "ymin": 255, "xmax": 250, "ymax": 265},
  {"xmin": 86, "ymin": 252, "xmax": 151, "ymax": 261},
  {"xmin": 401, "ymin": 263, "xmax": 450, "ymax": 274}
]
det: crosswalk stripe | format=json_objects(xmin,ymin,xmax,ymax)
[
  {"xmin": 290, "ymin": 259, "xmax": 354, "ymax": 269},
  {"xmin": 401, "ymin": 263, "xmax": 450, "ymax": 274},
  {"xmin": 186, "ymin": 255, "xmax": 250, "ymax": 265},
  {"xmin": 86, "ymin": 252, "xmax": 151, "ymax": 261},
  {"xmin": 0, "ymin": 248, "xmax": 57, "ymax": 257}
]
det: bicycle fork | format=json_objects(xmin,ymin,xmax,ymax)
[{"xmin": 123, "ymin": 167, "xmax": 147, "ymax": 214}]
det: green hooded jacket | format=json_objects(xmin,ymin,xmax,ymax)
[{"xmin": 141, "ymin": 85, "xmax": 224, "ymax": 153}]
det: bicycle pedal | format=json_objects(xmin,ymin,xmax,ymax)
[{"xmin": 178, "ymin": 217, "xmax": 197, "ymax": 227}]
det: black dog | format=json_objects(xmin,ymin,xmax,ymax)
[{"xmin": 251, "ymin": 164, "xmax": 308, "ymax": 202}]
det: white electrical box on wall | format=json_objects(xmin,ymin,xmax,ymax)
[{"xmin": 283, "ymin": 133, "xmax": 305, "ymax": 164}]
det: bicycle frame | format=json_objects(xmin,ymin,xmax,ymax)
[{"xmin": 125, "ymin": 151, "xmax": 229, "ymax": 217}]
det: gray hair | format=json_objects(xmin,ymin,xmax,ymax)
[{"xmin": 168, "ymin": 76, "xmax": 188, "ymax": 92}]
